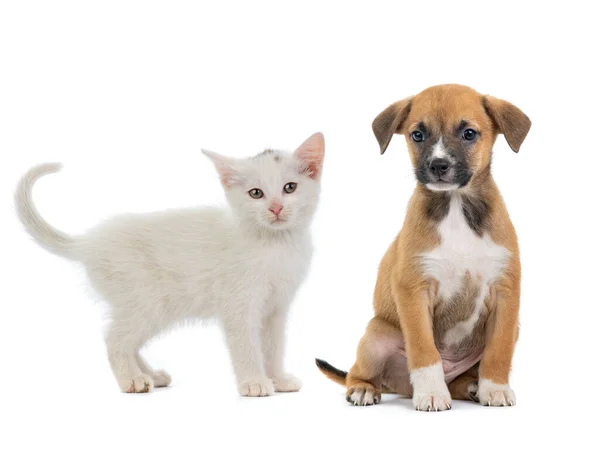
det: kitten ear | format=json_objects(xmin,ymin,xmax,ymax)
[
  {"xmin": 293, "ymin": 132, "xmax": 325, "ymax": 179},
  {"xmin": 201, "ymin": 149, "xmax": 240, "ymax": 187}
]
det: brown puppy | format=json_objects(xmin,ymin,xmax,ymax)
[{"xmin": 317, "ymin": 84, "xmax": 530, "ymax": 411}]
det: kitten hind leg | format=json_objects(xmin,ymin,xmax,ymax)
[
  {"xmin": 106, "ymin": 323, "xmax": 154, "ymax": 393},
  {"xmin": 136, "ymin": 354, "xmax": 172, "ymax": 388}
]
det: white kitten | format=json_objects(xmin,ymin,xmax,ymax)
[{"xmin": 15, "ymin": 132, "xmax": 325, "ymax": 396}]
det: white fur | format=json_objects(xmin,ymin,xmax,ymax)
[
  {"xmin": 420, "ymin": 194, "xmax": 509, "ymax": 346},
  {"xmin": 477, "ymin": 378, "xmax": 516, "ymax": 407},
  {"xmin": 15, "ymin": 133, "xmax": 325, "ymax": 395},
  {"xmin": 410, "ymin": 362, "xmax": 452, "ymax": 411},
  {"xmin": 426, "ymin": 182, "xmax": 459, "ymax": 192},
  {"xmin": 444, "ymin": 287, "xmax": 488, "ymax": 347},
  {"xmin": 431, "ymin": 137, "xmax": 449, "ymax": 159}
]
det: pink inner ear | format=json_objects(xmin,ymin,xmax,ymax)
[
  {"xmin": 202, "ymin": 149, "xmax": 238, "ymax": 187},
  {"xmin": 294, "ymin": 132, "xmax": 325, "ymax": 179},
  {"xmin": 214, "ymin": 162, "xmax": 236, "ymax": 186},
  {"xmin": 218, "ymin": 168, "xmax": 234, "ymax": 187}
]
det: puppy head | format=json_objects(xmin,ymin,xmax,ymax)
[{"xmin": 372, "ymin": 84, "xmax": 531, "ymax": 192}]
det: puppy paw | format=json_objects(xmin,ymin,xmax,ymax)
[
  {"xmin": 272, "ymin": 374, "xmax": 302, "ymax": 392},
  {"xmin": 152, "ymin": 370, "xmax": 172, "ymax": 388},
  {"xmin": 118, "ymin": 374, "xmax": 154, "ymax": 393},
  {"xmin": 413, "ymin": 391, "xmax": 452, "ymax": 411},
  {"xmin": 477, "ymin": 379, "xmax": 516, "ymax": 407},
  {"xmin": 346, "ymin": 385, "xmax": 381, "ymax": 406},
  {"xmin": 410, "ymin": 363, "xmax": 452, "ymax": 411},
  {"xmin": 467, "ymin": 381, "xmax": 480, "ymax": 403},
  {"xmin": 238, "ymin": 378, "xmax": 275, "ymax": 397}
]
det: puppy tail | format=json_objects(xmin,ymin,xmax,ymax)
[
  {"xmin": 15, "ymin": 163, "xmax": 78, "ymax": 259},
  {"xmin": 315, "ymin": 358, "xmax": 348, "ymax": 386},
  {"xmin": 315, "ymin": 358, "xmax": 395, "ymax": 393}
]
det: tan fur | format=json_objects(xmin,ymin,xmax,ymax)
[
  {"xmin": 319, "ymin": 84, "xmax": 530, "ymax": 406},
  {"xmin": 448, "ymin": 363, "xmax": 479, "ymax": 400}
]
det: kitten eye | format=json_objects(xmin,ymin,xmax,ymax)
[
  {"xmin": 248, "ymin": 188, "xmax": 264, "ymax": 199},
  {"xmin": 411, "ymin": 131, "xmax": 424, "ymax": 142},
  {"xmin": 283, "ymin": 182, "xmax": 297, "ymax": 194},
  {"xmin": 462, "ymin": 129, "xmax": 477, "ymax": 141}
]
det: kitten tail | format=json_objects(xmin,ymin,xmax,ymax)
[{"xmin": 15, "ymin": 163, "xmax": 77, "ymax": 259}]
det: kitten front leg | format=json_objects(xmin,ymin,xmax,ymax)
[
  {"xmin": 222, "ymin": 310, "xmax": 274, "ymax": 397},
  {"xmin": 262, "ymin": 306, "xmax": 302, "ymax": 393}
]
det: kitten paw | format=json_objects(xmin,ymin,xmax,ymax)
[
  {"xmin": 272, "ymin": 374, "xmax": 302, "ymax": 392},
  {"xmin": 477, "ymin": 379, "xmax": 516, "ymax": 407},
  {"xmin": 152, "ymin": 370, "xmax": 172, "ymax": 388},
  {"xmin": 118, "ymin": 374, "xmax": 154, "ymax": 393},
  {"xmin": 238, "ymin": 378, "xmax": 275, "ymax": 397}
]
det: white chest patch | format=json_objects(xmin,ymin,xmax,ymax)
[{"xmin": 420, "ymin": 194, "xmax": 510, "ymax": 346}]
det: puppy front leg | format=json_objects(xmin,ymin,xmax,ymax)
[
  {"xmin": 478, "ymin": 278, "xmax": 520, "ymax": 407},
  {"xmin": 394, "ymin": 284, "xmax": 451, "ymax": 411}
]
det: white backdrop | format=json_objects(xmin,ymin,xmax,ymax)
[{"xmin": 1, "ymin": 1, "xmax": 598, "ymax": 450}]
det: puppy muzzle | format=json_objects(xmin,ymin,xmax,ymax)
[{"xmin": 417, "ymin": 158, "xmax": 471, "ymax": 191}]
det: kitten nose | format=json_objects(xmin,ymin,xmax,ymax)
[{"xmin": 269, "ymin": 204, "xmax": 283, "ymax": 216}]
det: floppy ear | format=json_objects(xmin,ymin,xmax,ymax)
[
  {"xmin": 372, "ymin": 97, "xmax": 413, "ymax": 154},
  {"xmin": 201, "ymin": 149, "xmax": 240, "ymax": 187},
  {"xmin": 293, "ymin": 132, "xmax": 325, "ymax": 179},
  {"xmin": 483, "ymin": 96, "xmax": 531, "ymax": 153}
]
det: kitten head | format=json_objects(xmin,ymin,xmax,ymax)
[{"xmin": 202, "ymin": 132, "xmax": 325, "ymax": 232}]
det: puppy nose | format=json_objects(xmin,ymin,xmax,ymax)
[
  {"xmin": 429, "ymin": 158, "xmax": 450, "ymax": 177},
  {"xmin": 269, "ymin": 205, "xmax": 283, "ymax": 216}
]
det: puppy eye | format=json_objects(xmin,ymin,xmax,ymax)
[
  {"xmin": 248, "ymin": 188, "xmax": 264, "ymax": 199},
  {"xmin": 462, "ymin": 129, "xmax": 477, "ymax": 141},
  {"xmin": 411, "ymin": 131, "xmax": 424, "ymax": 142},
  {"xmin": 283, "ymin": 182, "xmax": 297, "ymax": 194}
]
